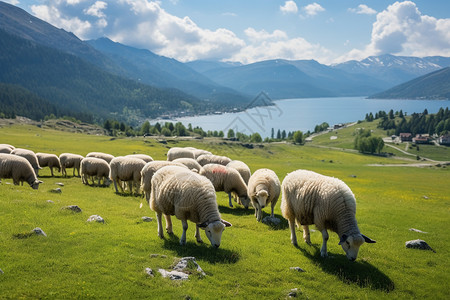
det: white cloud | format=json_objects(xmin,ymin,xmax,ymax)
[
  {"xmin": 348, "ymin": 4, "xmax": 376, "ymax": 15},
  {"xmin": 244, "ymin": 28, "xmax": 288, "ymax": 43},
  {"xmin": 222, "ymin": 12, "xmax": 237, "ymax": 17},
  {"xmin": 280, "ymin": 1, "xmax": 298, "ymax": 14},
  {"xmin": 3, "ymin": 0, "xmax": 20, "ymax": 5},
  {"xmin": 302, "ymin": 3, "xmax": 324, "ymax": 17},
  {"xmin": 83, "ymin": 1, "xmax": 107, "ymax": 18}
]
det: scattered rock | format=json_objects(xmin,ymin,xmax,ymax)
[
  {"xmin": 47, "ymin": 200, "xmax": 54, "ymax": 204},
  {"xmin": 173, "ymin": 257, "xmax": 206, "ymax": 276},
  {"xmin": 51, "ymin": 188, "xmax": 62, "ymax": 194},
  {"xmin": 144, "ymin": 268, "xmax": 154, "ymax": 277},
  {"xmin": 262, "ymin": 216, "xmax": 281, "ymax": 225},
  {"xmin": 158, "ymin": 269, "xmax": 189, "ymax": 280},
  {"xmin": 142, "ymin": 216, "xmax": 153, "ymax": 222},
  {"xmin": 349, "ymin": 175, "xmax": 357, "ymax": 178},
  {"xmin": 409, "ymin": 228, "xmax": 428, "ymax": 234},
  {"xmin": 62, "ymin": 205, "xmax": 82, "ymax": 213},
  {"xmin": 87, "ymin": 215, "xmax": 104, "ymax": 223},
  {"xmin": 0, "ymin": 268, "xmax": 3, "ymax": 274},
  {"xmin": 55, "ymin": 182, "xmax": 64, "ymax": 186},
  {"xmin": 405, "ymin": 239, "xmax": 435, "ymax": 252},
  {"xmin": 290, "ymin": 267, "xmax": 306, "ymax": 272},
  {"xmin": 32, "ymin": 227, "xmax": 47, "ymax": 237},
  {"xmin": 150, "ymin": 254, "xmax": 159, "ymax": 258},
  {"xmin": 288, "ymin": 288, "xmax": 301, "ymax": 298},
  {"xmin": 423, "ymin": 195, "xmax": 429, "ymax": 199},
  {"xmin": 161, "ymin": 255, "xmax": 167, "ymax": 259},
  {"xmin": 156, "ymin": 257, "xmax": 205, "ymax": 281}
]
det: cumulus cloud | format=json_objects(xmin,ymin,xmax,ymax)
[
  {"xmin": 83, "ymin": 1, "xmax": 107, "ymax": 18},
  {"xmin": 337, "ymin": 1, "xmax": 450, "ymax": 62},
  {"xmin": 4, "ymin": 0, "xmax": 20, "ymax": 5},
  {"xmin": 280, "ymin": 1, "xmax": 298, "ymax": 14},
  {"xmin": 302, "ymin": 3, "xmax": 324, "ymax": 17},
  {"xmin": 348, "ymin": 4, "xmax": 377, "ymax": 15}
]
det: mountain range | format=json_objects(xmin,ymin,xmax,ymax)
[{"xmin": 0, "ymin": 1, "xmax": 448, "ymax": 124}]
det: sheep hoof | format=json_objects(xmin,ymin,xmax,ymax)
[
  {"xmin": 197, "ymin": 239, "xmax": 204, "ymax": 244},
  {"xmin": 320, "ymin": 251, "xmax": 328, "ymax": 258},
  {"xmin": 179, "ymin": 240, "xmax": 186, "ymax": 246}
]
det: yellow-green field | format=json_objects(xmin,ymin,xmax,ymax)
[{"xmin": 0, "ymin": 123, "xmax": 449, "ymax": 299}]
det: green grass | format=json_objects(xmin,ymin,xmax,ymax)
[{"xmin": 0, "ymin": 124, "xmax": 449, "ymax": 299}]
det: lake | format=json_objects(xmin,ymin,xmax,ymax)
[{"xmin": 157, "ymin": 97, "xmax": 450, "ymax": 138}]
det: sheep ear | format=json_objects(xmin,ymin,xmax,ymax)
[
  {"xmin": 362, "ymin": 234, "xmax": 376, "ymax": 243},
  {"xmin": 221, "ymin": 219, "xmax": 232, "ymax": 227},
  {"xmin": 198, "ymin": 222, "xmax": 208, "ymax": 228},
  {"xmin": 338, "ymin": 234, "xmax": 348, "ymax": 245}
]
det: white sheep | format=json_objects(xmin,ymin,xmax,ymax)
[
  {"xmin": 86, "ymin": 152, "xmax": 115, "ymax": 163},
  {"xmin": 140, "ymin": 160, "xmax": 188, "ymax": 202},
  {"xmin": 188, "ymin": 147, "xmax": 212, "ymax": 159},
  {"xmin": 80, "ymin": 157, "xmax": 111, "ymax": 186},
  {"xmin": 0, "ymin": 145, "xmax": 13, "ymax": 154},
  {"xmin": 36, "ymin": 153, "xmax": 61, "ymax": 177},
  {"xmin": 126, "ymin": 154, "xmax": 154, "ymax": 163},
  {"xmin": 10, "ymin": 148, "xmax": 41, "ymax": 175},
  {"xmin": 59, "ymin": 153, "xmax": 84, "ymax": 177},
  {"xmin": 167, "ymin": 147, "xmax": 195, "ymax": 161},
  {"xmin": 247, "ymin": 168, "xmax": 281, "ymax": 222},
  {"xmin": 197, "ymin": 154, "xmax": 232, "ymax": 166},
  {"xmin": 199, "ymin": 163, "xmax": 250, "ymax": 209},
  {"xmin": 0, "ymin": 144, "xmax": 14, "ymax": 150},
  {"xmin": 109, "ymin": 156, "xmax": 146, "ymax": 194},
  {"xmin": 0, "ymin": 154, "xmax": 43, "ymax": 189},
  {"xmin": 173, "ymin": 158, "xmax": 203, "ymax": 173},
  {"xmin": 150, "ymin": 165, "xmax": 232, "ymax": 247},
  {"xmin": 226, "ymin": 160, "xmax": 251, "ymax": 184},
  {"xmin": 281, "ymin": 169, "xmax": 376, "ymax": 261}
]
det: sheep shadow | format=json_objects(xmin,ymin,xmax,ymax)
[
  {"xmin": 161, "ymin": 235, "xmax": 240, "ymax": 265},
  {"xmin": 218, "ymin": 205, "xmax": 254, "ymax": 216},
  {"xmin": 296, "ymin": 244, "xmax": 395, "ymax": 292}
]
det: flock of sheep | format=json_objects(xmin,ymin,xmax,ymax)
[{"xmin": 0, "ymin": 143, "xmax": 375, "ymax": 261}]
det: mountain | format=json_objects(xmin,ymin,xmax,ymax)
[
  {"xmin": 186, "ymin": 60, "xmax": 242, "ymax": 73},
  {"xmin": 369, "ymin": 67, "xmax": 450, "ymax": 100},
  {"xmin": 86, "ymin": 38, "xmax": 250, "ymax": 106}
]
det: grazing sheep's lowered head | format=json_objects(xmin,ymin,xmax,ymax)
[
  {"xmin": 339, "ymin": 233, "xmax": 376, "ymax": 261},
  {"xmin": 199, "ymin": 219, "xmax": 232, "ymax": 248}
]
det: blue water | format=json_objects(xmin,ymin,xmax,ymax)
[{"xmin": 158, "ymin": 97, "xmax": 450, "ymax": 138}]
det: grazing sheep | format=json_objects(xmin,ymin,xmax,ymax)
[
  {"xmin": 36, "ymin": 153, "xmax": 61, "ymax": 177},
  {"xmin": 86, "ymin": 152, "xmax": 115, "ymax": 163},
  {"xmin": 150, "ymin": 165, "xmax": 232, "ymax": 247},
  {"xmin": 173, "ymin": 158, "xmax": 203, "ymax": 173},
  {"xmin": 189, "ymin": 147, "xmax": 212, "ymax": 159},
  {"xmin": 199, "ymin": 163, "xmax": 250, "ymax": 209},
  {"xmin": 226, "ymin": 160, "xmax": 251, "ymax": 184},
  {"xmin": 140, "ymin": 160, "xmax": 188, "ymax": 202},
  {"xmin": 0, "ymin": 145, "xmax": 13, "ymax": 154},
  {"xmin": 59, "ymin": 153, "xmax": 84, "ymax": 177},
  {"xmin": 167, "ymin": 147, "xmax": 195, "ymax": 161},
  {"xmin": 11, "ymin": 148, "xmax": 41, "ymax": 175},
  {"xmin": 109, "ymin": 156, "xmax": 146, "ymax": 194},
  {"xmin": 0, "ymin": 144, "xmax": 14, "ymax": 150},
  {"xmin": 197, "ymin": 154, "xmax": 232, "ymax": 166},
  {"xmin": 281, "ymin": 169, "xmax": 376, "ymax": 261},
  {"xmin": 80, "ymin": 157, "xmax": 111, "ymax": 186},
  {"xmin": 0, "ymin": 154, "xmax": 43, "ymax": 189},
  {"xmin": 247, "ymin": 168, "xmax": 281, "ymax": 222},
  {"xmin": 126, "ymin": 154, "xmax": 154, "ymax": 163}
]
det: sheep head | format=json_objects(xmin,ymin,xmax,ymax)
[
  {"xmin": 199, "ymin": 220, "xmax": 232, "ymax": 248},
  {"xmin": 254, "ymin": 190, "xmax": 269, "ymax": 208},
  {"xmin": 30, "ymin": 179, "xmax": 43, "ymax": 190},
  {"xmin": 339, "ymin": 234, "xmax": 376, "ymax": 261}
]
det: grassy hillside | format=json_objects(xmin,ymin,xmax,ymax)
[{"xmin": 0, "ymin": 124, "xmax": 449, "ymax": 299}]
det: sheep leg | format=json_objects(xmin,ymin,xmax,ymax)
[
  {"xmin": 270, "ymin": 202, "xmax": 276, "ymax": 218},
  {"xmin": 50, "ymin": 167, "xmax": 54, "ymax": 177},
  {"xmin": 180, "ymin": 219, "xmax": 188, "ymax": 246},
  {"xmin": 320, "ymin": 230, "xmax": 329, "ymax": 257},
  {"xmin": 113, "ymin": 179, "xmax": 120, "ymax": 193},
  {"xmin": 164, "ymin": 214, "xmax": 173, "ymax": 234},
  {"xmin": 156, "ymin": 213, "xmax": 164, "ymax": 239},
  {"xmin": 302, "ymin": 225, "xmax": 311, "ymax": 245},
  {"xmin": 228, "ymin": 193, "xmax": 233, "ymax": 207},
  {"xmin": 195, "ymin": 224, "xmax": 203, "ymax": 243},
  {"xmin": 288, "ymin": 218, "xmax": 298, "ymax": 246}
]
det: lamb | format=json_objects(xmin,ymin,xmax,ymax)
[
  {"xmin": 167, "ymin": 147, "xmax": 195, "ymax": 161},
  {"xmin": 86, "ymin": 152, "xmax": 115, "ymax": 163},
  {"xmin": 150, "ymin": 165, "xmax": 232, "ymax": 247},
  {"xmin": 197, "ymin": 154, "xmax": 232, "ymax": 166},
  {"xmin": 59, "ymin": 153, "xmax": 84, "ymax": 177},
  {"xmin": 11, "ymin": 148, "xmax": 41, "ymax": 175},
  {"xmin": 126, "ymin": 154, "xmax": 154, "ymax": 163},
  {"xmin": 199, "ymin": 163, "xmax": 250, "ymax": 209},
  {"xmin": 36, "ymin": 153, "xmax": 61, "ymax": 177},
  {"xmin": 226, "ymin": 160, "xmax": 251, "ymax": 184},
  {"xmin": 140, "ymin": 160, "xmax": 188, "ymax": 202},
  {"xmin": 247, "ymin": 168, "xmax": 281, "ymax": 222},
  {"xmin": 109, "ymin": 156, "xmax": 146, "ymax": 194},
  {"xmin": 0, "ymin": 154, "xmax": 43, "ymax": 189},
  {"xmin": 280, "ymin": 169, "xmax": 376, "ymax": 261},
  {"xmin": 173, "ymin": 158, "xmax": 203, "ymax": 173},
  {"xmin": 80, "ymin": 157, "xmax": 111, "ymax": 186}
]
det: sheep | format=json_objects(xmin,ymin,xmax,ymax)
[
  {"xmin": 109, "ymin": 156, "xmax": 146, "ymax": 194},
  {"xmin": 59, "ymin": 153, "xmax": 84, "ymax": 177},
  {"xmin": 86, "ymin": 152, "xmax": 115, "ymax": 163},
  {"xmin": 150, "ymin": 165, "xmax": 232, "ymax": 247},
  {"xmin": 126, "ymin": 154, "xmax": 154, "ymax": 163},
  {"xmin": 0, "ymin": 145, "xmax": 13, "ymax": 154},
  {"xmin": 247, "ymin": 168, "xmax": 281, "ymax": 222},
  {"xmin": 140, "ymin": 160, "xmax": 189, "ymax": 202},
  {"xmin": 188, "ymin": 147, "xmax": 212, "ymax": 159},
  {"xmin": 0, "ymin": 144, "xmax": 15, "ymax": 150},
  {"xmin": 226, "ymin": 160, "xmax": 251, "ymax": 184},
  {"xmin": 80, "ymin": 157, "xmax": 111, "ymax": 186},
  {"xmin": 197, "ymin": 154, "xmax": 232, "ymax": 166},
  {"xmin": 0, "ymin": 154, "xmax": 43, "ymax": 189},
  {"xmin": 199, "ymin": 163, "xmax": 250, "ymax": 209},
  {"xmin": 280, "ymin": 169, "xmax": 376, "ymax": 261},
  {"xmin": 173, "ymin": 158, "xmax": 203, "ymax": 173},
  {"xmin": 36, "ymin": 153, "xmax": 61, "ymax": 177},
  {"xmin": 167, "ymin": 147, "xmax": 195, "ymax": 161},
  {"xmin": 10, "ymin": 148, "xmax": 41, "ymax": 176}
]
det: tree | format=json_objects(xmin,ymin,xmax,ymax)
[
  {"xmin": 227, "ymin": 129, "xmax": 235, "ymax": 138},
  {"xmin": 271, "ymin": 128, "xmax": 274, "ymax": 139},
  {"xmin": 161, "ymin": 127, "xmax": 172, "ymax": 136},
  {"xmin": 281, "ymin": 130, "xmax": 286, "ymax": 140},
  {"xmin": 140, "ymin": 121, "xmax": 151, "ymax": 135},
  {"xmin": 293, "ymin": 131, "xmax": 303, "ymax": 144},
  {"xmin": 276, "ymin": 129, "xmax": 281, "ymax": 139},
  {"xmin": 250, "ymin": 133, "xmax": 262, "ymax": 143}
]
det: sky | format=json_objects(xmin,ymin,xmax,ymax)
[{"xmin": 5, "ymin": 0, "xmax": 450, "ymax": 65}]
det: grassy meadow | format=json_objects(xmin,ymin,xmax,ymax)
[{"xmin": 0, "ymin": 123, "xmax": 449, "ymax": 299}]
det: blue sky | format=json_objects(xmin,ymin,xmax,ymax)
[{"xmin": 5, "ymin": 0, "xmax": 450, "ymax": 64}]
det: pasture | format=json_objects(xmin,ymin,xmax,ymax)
[{"xmin": 0, "ymin": 123, "xmax": 449, "ymax": 299}]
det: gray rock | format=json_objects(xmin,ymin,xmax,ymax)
[
  {"xmin": 173, "ymin": 257, "xmax": 205, "ymax": 276},
  {"xmin": 142, "ymin": 216, "xmax": 153, "ymax": 222},
  {"xmin": 144, "ymin": 268, "xmax": 154, "ymax": 277},
  {"xmin": 87, "ymin": 215, "xmax": 104, "ymax": 223},
  {"xmin": 32, "ymin": 227, "xmax": 47, "ymax": 237},
  {"xmin": 158, "ymin": 269, "xmax": 189, "ymax": 280},
  {"xmin": 62, "ymin": 205, "xmax": 82, "ymax": 213},
  {"xmin": 55, "ymin": 182, "xmax": 64, "ymax": 186},
  {"xmin": 0, "ymin": 268, "xmax": 4, "ymax": 274},
  {"xmin": 290, "ymin": 267, "xmax": 306, "ymax": 272},
  {"xmin": 47, "ymin": 200, "xmax": 54, "ymax": 204},
  {"xmin": 288, "ymin": 288, "xmax": 300, "ymax": 298},
  {"xmin": 51, "ymin": 188, "xmax": 62, "ymax": 193},
  {"xmin": 405, "ymin": 239, "xmax": 435, "ymax": 252},
  {"xmin": 150, "ymin": 254, "xmax": 159, "ymax": 258},
  {"xmin": 423, "ymin": 195, "xmax": 429, "ymax": 199},
  {"xmin": 409, "ymin": 228, "xmax": 428, "ymax": 234},
  {"xmin": 262, "ymin": 216, "xmax": 281, "ymax": 225}
]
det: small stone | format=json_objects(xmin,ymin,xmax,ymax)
[
  {"xmin": 409, "ymin": 228, "xmax": 428, "ymax": 234},
  {"xmin": 150, "ymin": 254, "xmax": 159, "ymax": 258},
  {"xmin": 161, "ymin": 255, "xmax": 167, "ymax": 259},
  {"xmin": 55, "ymin": 182, "xmax": 64, "ymax": 186},
  {"xmin": 158, "ymin": 269, "xmax": 189, "ymax": 280},
  {"xmin": 405, "ymin": 239, "xmax": 435, "ymax": 252},
  {"xmin": 142, "ymin": 216, "xmax": 153, "ymax": 222},
  {"xmin": 288, "ymin": 288, "xmax": 299, "ymax": 298},
  {"xmin": 173, "ymin": 257, "xmax": 206, "ymax": 276},
  {"xmin": 87, "ymin": 215, "xmax": 104, "ymax": 223},
  {"xmin": 144, "ymin": 268, "xmax": 154, "ymax": 277},
  {"xmin": 423, "ymin": 195, "xmax": 429, "ymax": 199},
  {"xmin": 32, "ymin": 227, "xmax": 47, "ymax": 237},
  {"xmin": 47, "ymin": 200, "xmax": 54, "ymax": 204},
  {"xmin": 349, "ymin": 175, "xmax": 357, "ymax": 178},
  {"xmin": 290, "ymin": 267, "xmax": 306, "ymax": 272},
  {"xmin": 0, "ymin": 269, "xmax": 4, "ymax": 275},
  {"xmin": 62, "ymin": 205, "xmax": 82, "ymax": 213},
  {"xmin": 262, "ymin": 216, "xmax": 281, "ymax": 225},
  {"xmin": 51, "ymin": 188, "xmax": 62, "ymax": 193}
]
